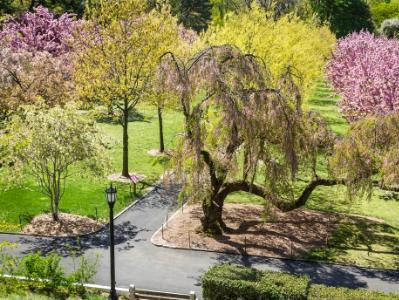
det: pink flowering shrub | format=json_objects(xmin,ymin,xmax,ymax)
[
  {"xmin": 0, "ymin": 6, "xmax": 81, "ymax": 56},
  {"xmin": 327, "ymin": 31, "xmax": 399, "ymax": 121}
]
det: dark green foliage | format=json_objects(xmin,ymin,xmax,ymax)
[
  {"xmin": 0, "ymin": 0, "xmax": 85, "ymax": 18},
  {"xmin": 202, "ymin": 264, "xmax": 309, "ymax": 300},
  {"xmin": 149, "ymin": 0, "xmax": 212, "ymax": 32},
  {"xmin": 210, "ymin": 0, "xmax": 304, "ymax": 26},
  {"xmin": 308, "ymin": 284, "xmax": 399, "ymax": 300},
  {"xmin": 371, "ymin": 2, "xmax": 399, "ymax": 27},
  {"xmin": 308, "ymin": 0, "xmax": 375, "ymax": 37},
  {"xmin": 0, "ymin": 0, "xmax": 14, "ymax": 15}
]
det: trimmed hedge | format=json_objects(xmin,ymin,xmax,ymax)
[
  {"xmin": 202, "ymin": 264, "xmax": 309, "ymax": 300},
  {"xmin": 203, "ymin": 265, "xmax": 399, "ymax": 300},
  {"xmin": 309, "ymin": 284, "xmax": 399, "ymax": 300}
]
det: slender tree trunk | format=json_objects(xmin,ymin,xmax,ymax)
[
  {"xmin": 122, "ymin": 108, "xmax": 129, "ymax": 177},
  {"xmin": 157, "ymin": 106, "xmax": 165, "ymax": 153},
  {"xmin": 53, "ymin": 196, "xmax": 60, "ymax": 222}
]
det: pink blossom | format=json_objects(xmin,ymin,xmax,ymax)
[
  {"xmin": 327, "ymin": 31, "xmax": 399, "ymax": 121},
  {"xmin": 0, "ymin": 6, "xmax": 82, "ymax": 57}
]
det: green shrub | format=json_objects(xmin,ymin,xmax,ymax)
[
  {"xmin": 371, "ymin": 2, "xmax": 399, "ymax": 27},
  {"xmin": 380, "ymin": 18, "xmax": 399, "ymax": 37},
  {"xmin": 308, "ymin": 284, "xmax": 399, "ymax": 300},
  {"xmin": 18, "ymin": 253, "xmax": 64, "ymax": 288},
  {"xmin": 258, "ymin": 272, "xmax": 309, "ymax": 300},
  {"xmin": 0, "ymin": 248, "xmax": 98, "ymax": 297},
  {"xmin": 202, "ymin": 264, "xmax": 309, "ymax": 300}
]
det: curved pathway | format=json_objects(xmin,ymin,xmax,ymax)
[{"xmin": 1, "ymin": 184, "xmax": 399, "ymax": 299}]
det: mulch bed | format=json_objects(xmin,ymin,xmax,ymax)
[
  {"xmin": 22, "ymin": 213, "xmax": 104, "ymax": 236},
  {"xmin": 152, "ymin": 204, "xmax": 346, "ymax": 258}
]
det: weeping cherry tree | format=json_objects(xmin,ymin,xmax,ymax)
[{"xmin": 159, "ymin": 45, "xmax": 338, "ymax": 234}]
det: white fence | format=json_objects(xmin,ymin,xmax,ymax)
[{"xmin": 85, "ymin": 283, "xmax": 197, "ymax": 300}]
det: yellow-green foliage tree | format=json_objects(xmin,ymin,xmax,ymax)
[
  {"xmin": 75, "ymin": 0, "xmax": 179, "ymax": 177},
  {"xmin": 203, "ymin": 5, "xmax": 335, "ymax": 100}
]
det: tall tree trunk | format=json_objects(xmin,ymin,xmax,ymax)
[
  {"xmin": 122, "ymin": 109, "xmax": 129, "ymax": 177},
  {"xmin": 157, "ymin": 106, "xmax": 165, "ymax": 153},
  {"xmin": 201, "ymin": 198, "xmax": 224, "ymax": 235}
]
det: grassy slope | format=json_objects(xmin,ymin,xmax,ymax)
[
  {"xmin": 0, "ymin": 106, "xmax": 184, "ymax": 229},
  {"xmin": 226, "ymin": 80, "xmax": 399, "ymax": 269},
  {"xmin": 303, "ymin": 81, "xmax": 398, "ymax": 269}
]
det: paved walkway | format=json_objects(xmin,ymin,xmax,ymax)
[{"xmin": 1, "ymin": 184, "xmax": 399, "ymax": 298}]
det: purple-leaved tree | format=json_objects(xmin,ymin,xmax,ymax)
[
  {"xmin": 0, "ymin": 6, "xmax": 81, "ymax": 56},
  {"xmin": 327, "ymin": 31, "xmax": 399, "ymax": 121}
]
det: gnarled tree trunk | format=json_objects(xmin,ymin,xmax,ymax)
[{"xmin": 200, "ymin": 178, "xmax": 345, "ymax": 235}]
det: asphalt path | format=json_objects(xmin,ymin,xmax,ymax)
[{"xmin": 1, "ymin": 184, "xmax": 398, "ymax": 298}]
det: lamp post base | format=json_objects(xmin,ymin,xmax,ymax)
[{"xmin": 109, "ymin": 289, "xmax": 118, "ymax": 300}]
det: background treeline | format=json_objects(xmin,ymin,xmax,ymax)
[{"xmin": 2, "ymin": 0, "xmax": 399, "ymax": 38}]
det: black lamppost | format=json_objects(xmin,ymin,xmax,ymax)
[{"xmin": 105, "ymin": 184, "xmax": 118, "ymax": 300}]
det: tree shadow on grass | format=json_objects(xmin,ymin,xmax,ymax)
[
  {"xmin": 97, "ymin": 110, "xmax": 150, "ymax": 124},
  {"xmin": 380, "ymin": 192, "xmax": 399, "ymax": 202}
]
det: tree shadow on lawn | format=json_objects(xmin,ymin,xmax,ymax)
[
  {"xmin": 212, "ymin": 252, "xmax": 399, "ymax": 289},
  {"xmin": 18, "ymin": 221, "xmax": 149, "ymax": 257},
  {"xmin": 96, "ymin": 109, "xmax": 150, "ymax": 124},
  {"xmin": 380, "ymin": 192, "xmax": 399, "ymax": 202}
]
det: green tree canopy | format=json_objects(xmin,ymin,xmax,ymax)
[
  {"xmin": 0, "ymin": 0, "xmax": 85, "ymax": 18},
  {"xmin": 0, "ymin": 104, "xmax": 110, "ymax": 221},
  {"xmin": 308, "ymin": 0, "xmax": 375, "ymax": 37},
  {"xmin": 75, "ymin": 0, "xmax": 179, "ymax": 177},
  {"xmin": 203, "ymin": 5, "xmax": 335, "ymax": 100}
]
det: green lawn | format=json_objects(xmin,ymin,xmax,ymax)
[
  {"xmin": 0, "ymin": 106, "xmax": 184, "ymax": 230},
  {"xmin": 0, "ymin": 80, "xmax": 398, "ymax": 269}
]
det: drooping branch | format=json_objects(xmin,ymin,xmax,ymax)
[
  {"xmin": 293, "ymin": 178, "xmax": 345, "ymax": 209},
  {"xmin": 215, "ymin": 177, "xmax": 346, "ymax": 212}
]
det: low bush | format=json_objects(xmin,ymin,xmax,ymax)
[
  {"xmin": 0, "ymin": 247, "xmax": 98, "ymax": 298},
  {"xmin": 202, "ymin": 264, "xmax": 309, "ymax": 300},
  {"xmin": 380, "ymin": 18, "xmax": 399, "ymax": 38},
  {"xmin": 203, "ymin": 264, "xmax": 399, "ymax": 300},
  {"xmin": 258, "ymin": 272, "xmax": 309, "ymax": 300},
  {"xmin": 308, "ymin": 284, "xmax": 399, "ymax": 300}
]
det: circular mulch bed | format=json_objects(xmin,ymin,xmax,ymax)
[
  {"xmin": 147, "ymin": 149, "xmax": 174, "ymax": 157},
  {"xmin": 107, "ymin": 173, "xmax": 146, "ymax": 184},
  {"xmin": 22, "ymin": 213, "xmax": 104, "ymax": 237}
]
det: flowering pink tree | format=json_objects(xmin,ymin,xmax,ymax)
[
  {"xmin": 327, "ymin": 31, "xmax": 399, "ymax": 121},
  {"xmin": 0, "ymin": 6, "xmax": 81, "ymax": 56},
  {"xmin": 0, "ymin": 6, "xmax": 80, "ymax": 118}
]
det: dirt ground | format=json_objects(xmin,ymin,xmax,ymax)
[
  {"xmin": 152, "ymin": 204, "xmax": 344, "ymax": 258},
  {"xmin": 22, "ymin": 213, "xmax": 104, "ymax": 236}
]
